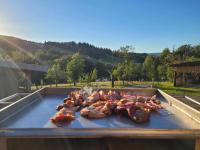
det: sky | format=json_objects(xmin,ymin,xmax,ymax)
[{"xmin": 0, "ymin": 0, "xmax": 200, "ymax": 53}]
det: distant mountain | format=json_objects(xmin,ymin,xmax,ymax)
[
  {"xmin": 149, "ymin": 53, "xmax": 161, "ymax": 57},
  {"xmin": 0, "ymin": 35, "xmax": 150, "ymax": 65}
]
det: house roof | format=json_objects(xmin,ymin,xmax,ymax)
[{"xmin": 0, "ymin": 60, "xmax": 48, "ymax": 72}]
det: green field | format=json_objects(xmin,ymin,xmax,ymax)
[
  {"xmin": 31, "ymin": 81, "xmax": 200, "ymax": 97},
  {"xmin": 133, "ymin": 81, "xmax": 200, "ymax": 96}
]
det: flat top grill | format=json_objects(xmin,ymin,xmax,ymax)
[
  {"xmin": 0, "ymin": 95, "xmax": 199, "ymax": 129},
  {"xmin": 0, "ymin": 87, "xmax": 199, "ymax": 138}
]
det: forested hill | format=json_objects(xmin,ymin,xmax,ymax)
[
  {"xmin": 0, "ymin": 35, "xmax": 148, "ymax": 65},
  {"xmin": 0, "ymin": 35, "xmax": 43, "ymax": 52},
  {"xmin": 1, "ymin": 35, "xmax": 199, "ymax": 82}
]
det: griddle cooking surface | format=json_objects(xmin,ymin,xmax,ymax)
[{"xmin": 0, "ymin": 95, "xmax": 199, "ymax": 129}]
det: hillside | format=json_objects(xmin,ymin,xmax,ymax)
[
  {"xmin": 0, "ymin": 35, "xmax": 43, "ymax": 52},
  {"xmin": 0, "ymin": 35, "xmax": 149, "ymax": 64}
]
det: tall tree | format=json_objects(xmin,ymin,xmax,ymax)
[
  {"xmin": 193, "ymin": 45, "xmax": 200, "ymax": 58},
  {"xmin": 90, "ymin": 68, "xmax": 98, "ymax": 82},
  {"xmin": 143, "ymin": 56, "xmax": 156, "ymax": 81},
  {"xmin": 113, "ymin": 63, "xmax": 124, "ymax": 81},
  {"xmin": 113, "ymin": 61, "xmax": 135, "ymax": 84},
  {"xmin": 117, "ymin": 45, "xmax": 134, "ymax": 61},
  {"xmin": 66, "ymin": 53, "xmax": 85, "ymax": 86},
  {"xmin": 46, "ymin": 64, "xmax": 65, "ymax": 86},
  {"xmin": 157, "ymin": 65, "xmax": 167, "ymax": 81},
  {"xmin": 175, "ymin": 44, "xmax": 192, "ymax": 61}
]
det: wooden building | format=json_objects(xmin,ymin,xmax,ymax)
[
  {"xmin": 0, "ymin": 60, "xmax": 48, "ymax": 98},
  {"xmin": 170, "ymin": 61, "xmax": 200, "ymax": 86}
]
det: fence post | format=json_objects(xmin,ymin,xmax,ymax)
[
  {"xmin": 0, "ymin": 138, "xmax": 7, "ymax": 150},
  {"xmin": 196, "ymin": 138, "xmax": 200, "ymax": 150}
]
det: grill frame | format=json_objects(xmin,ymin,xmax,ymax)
[{"xmin": 0, "ymin": 87, "xmax": 199, "ymax": 139}]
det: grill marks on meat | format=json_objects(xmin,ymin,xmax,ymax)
[{"xmin": 51, "ymin": 90, "xmax": 162, "ymax": 125}]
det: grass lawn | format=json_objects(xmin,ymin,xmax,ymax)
[
  {"xmin": 133, "ymin": 81, "xmax": 200, "ymax": 97},
  {"xmin": 31, "ymin": 81, "xmax": 200, "ymax": 97}
]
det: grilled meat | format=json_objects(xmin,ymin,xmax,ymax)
[
  {"xmin": 80, "ymin": 106, "xmax": 106, "ymax": 118},
  {"xmin": 51, "ymin": 107, "xmax": 79, "ymax": 123},
  {"xmin": 82, "ymin": 91, "xmax": 100, "ymax": 106},
  {"xmin": 127, "ymin": 106, "xmax": 150, "ymax": 123},
  {"xmin": 52, "ymin": 89, "xmax": 162, "ymax": 125},
  {"xmin": 80, "ymin": 100, "xmax": 115, "ymax": 118}
]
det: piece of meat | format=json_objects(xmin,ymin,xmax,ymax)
[
  {"xmin": 106, "ymin": 90, "xmax": 121, "ymax": 100},
  {"xmin": 51, "ymin": 107, "xmax": 78, "ymax": 123},
  {"xmin": 117, "ymin": 99, "xmax": 129, "ymax": 106},
  {"xmin": 115, "ymin": 105, "xmax": 128, "ymax": 115},
  {"xmin": 100, "ymin": 101, "xmax": 113, "ymax": 115},
  {"xmin": 91, "ymin": 101, "xmax": 107, "ymax": 107},
  {"xmin": 81, "ymin": 100, "xmax": 114, "ymax": 118},
  {"xmin": 69, "ymin": 91, "xmax": 84, "ymax": 106},
  {"xmin": 56, "ymin": 104, "xmax": 64, "ymax": 111},
  {"xmin": 135, "ymin": 102, "xmax": 146, "ymax": 108},
  {"xmin": 51, "ymin": 114, "xmax": 75, "ymax": 123},
  {"xmin": 122, "ymin": 94, "xmax": 137, "ymax": 100},
  {"xmin": 99, "ymin": 90, "xmax": 106, "ymax": 100},
  {"xmin": 58, "ymin": 107, "xmax": 79, "ymax": 115},
  {"xmin": 70, "ymin": 91, "xmax": 81, "ymax": 100},
  {"xmin": 63, "ymin": 97, "xmax": 72, "ymax": 103},
  {"xmin": 136, "ymin": 96, "xmax": 147, "ymax": 103},
  {"xmin": 65, "ymin": 100, "xmax": 75, "ymax": 107},
  {"xmin": 74, "ymin": 98, "xmax": 84, "ymax": 106},
  {"xmin": 117, "ymin": 99, "xmax": 135, "ymax": 107},
  {"xmin": 150, "ymin": 95, "xmax": 161, "ymax": 105},
  {"xmin": 127, "ymin": 106, "xmax": 150, "ymax": 123},
  {"xmin": 83, "ymin": 91, "xmax": 100, "ymax": 106},
  {"xmin": 89, "ymin": 91, "xmax": 100, "ymax": 101},
  {"xmin": 115, "ymin": 100, "xmax": 135, "ymax": 115},
  {"xmin": 146, "ymin": 100, "xmax": 162, "ymax": 111},
  {"xmin": 80, "ymin": 106, "xmax": 106, "ymax": 119},
  {"xmin": 56, "ymin": 100, "xmax": 75, "ymax": 111}
]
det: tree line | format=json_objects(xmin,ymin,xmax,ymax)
[
  {"xmin": 45, "ymin": 44, "xmax": 200, "ymax": 86},
  {"xmin": 45, "ymin": 53, "xmax": 98, "ymax": 86}
]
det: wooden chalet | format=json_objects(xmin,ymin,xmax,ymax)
[
  {"xmin": 0, "ymin": 60, "xmax": 48, "ymax": 98},
  {"xmin": 170, "ymin": 61, "xmax": 200, "ymax": 86}
]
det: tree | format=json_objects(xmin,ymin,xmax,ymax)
[
  {"xmin": 113, "ymin": 61, "xmax": 135, "ymax": 85},
  {"xmin": 175, "ymin": 44, "xmax": 192, "ymax": 61},
  {"xmin": 113, "ymin": 63, "xmax": 124, "ymax": 81},
  {"xmin": 160, "ymin": 48, "xmax": 171, "ymax": 59},
  {"xmin": 112, "ymin": 46, "xmax": 136, "ymax": 85},
  {"xmin": 90, "ymin": 68, "xmax": 98, "ymax": 82},
  {"xmin": 46, "ymin": 64, "xmax": 65, "ymax": 86},
  {"xmin": 143, "ymin": 56, "xmax": 156, "ymax": 81},
  {"xmin": 79, "ymin": 73, "xmax": 91, "ymax": 84},
  {"xmin": 157, "ymin": 65, "xmax": 167, "ymax": 81},
  {"xmin": 66, "ymin": 53, "xmax": 85, "ymax": 86},
  {"xmin": 133, "ymin": 63, "xmax": 143, "ymax": 80},
  {"xmin": 160, "ymin": 48, "xmax": 174, "ymax": 64},
  {"xmin": 124, "ymin": 62, "xmax": 134, "ymax": 81},
  {"xmin": 193, "ymin": 45, "xmax": 200, "ymax": 58},
  {"xmin": 79, "ymin": 68, "xmax": 98, "ymax": 85},
  {"xmin": 117, "ymin": 45, "xmax": 134, "ymax": 61},
  {"xmin": 167, "ymin": 67, "xmax": 174, "ymax": 82}
]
